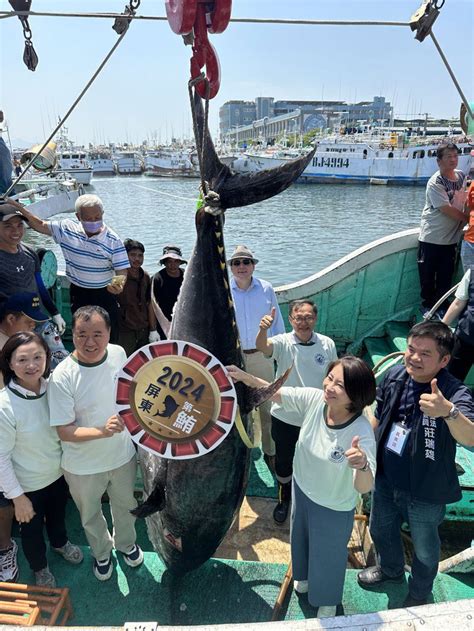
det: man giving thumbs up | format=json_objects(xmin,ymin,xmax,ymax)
[{"xmin": 358, "ymin": 321, "xmax": 474, "ymax": 607}]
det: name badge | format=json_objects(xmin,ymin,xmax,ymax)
[{"xmin": 385, "ymin": 423, "xmax": 411, "ymax": 456}]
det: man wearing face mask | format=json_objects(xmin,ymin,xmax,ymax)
[{"xmin": 15, "ymin": 194, "xmax": 129, "ymax": 343}]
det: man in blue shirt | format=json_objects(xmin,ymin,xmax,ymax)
[
  {"xmin": 229, "ymin": 245, "xmax": 285, "ymax": 472},
  {"xmin": 358, "ymin": 321, "xmax": 474, "ymax": 606}
]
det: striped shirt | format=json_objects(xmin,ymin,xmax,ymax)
[{"xmin": 49, "ymin": 218, "xmax": 129, "ymax": 288}]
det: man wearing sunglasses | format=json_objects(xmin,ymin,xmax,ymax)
[
  {"xmin": 256, "ymin": 299, "xmax": 337, "ymax": 523},
  {"xmin": 228, "ymin": 245, "xmax": 285, "ymax": 473}
]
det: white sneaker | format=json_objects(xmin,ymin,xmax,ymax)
[
  {"xmin": 122, "ymin": 544, "xmax": 144, "ymax": 568},
  {"xmin": 317, "ymin": 605, "xmax": 337, "ymax": 618},
  {"xmin": 35, "ymin": 566, "xmax": 56, "ymax": 588},
  {"xmin": 293, "ymin": 579, "xmax": 308, "ymax": 594},
  {"xmin": 93, "ymin": 556, "xmax": 113, "ymax": 581},
  {"xmin": 0, "ymin": 539, "xmax": 19, "ymax": 582},
  {"xmin": 52, "ymin": 541, "xmax": 84, "ymax": 564}
]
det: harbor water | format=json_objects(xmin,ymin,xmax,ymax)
[{"xmin": 25, "ymin": 177, "xmax": 426, "ymax": 287}]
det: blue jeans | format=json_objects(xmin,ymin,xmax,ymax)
[
  {"xmin": 370, "ymin": 475, "xmax": 445, "ymax": 600},
  {"xmin": 460, "ymin": 240, "xmax": 474, "ymax": 273}
]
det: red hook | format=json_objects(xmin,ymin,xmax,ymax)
[{"xmin": 165, "ymin": 0, "xmax": 232, "ymax": 99}]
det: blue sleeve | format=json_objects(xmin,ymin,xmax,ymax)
[
  {"xmin": 451, "ymin": 385, "xmax": 474, "ymax": 423},
  {"xmin": 35, "ymin": 271, "xmax": 59, "ymax": 316},
  {"xmin": 269, "ymin": 290, "xmax": 285, "ymax": 336},
  {"xmin": 0, "ymin": 137, "xmax": 13, "ymax": 195}
]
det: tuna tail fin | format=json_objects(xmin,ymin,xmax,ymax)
[
  {"xmin": 192, "ymin": 90, "xmax": 316, "ymax": 209},
  {"xmin": 247, "ymin": 365, "xmax": 293, "ymax": 409},
  {"xmin": 131, "ymin": 483, "xmax": 166, "ymax": 519}
]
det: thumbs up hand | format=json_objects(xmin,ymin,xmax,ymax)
[
  {"xmin": 344, "ymin": 435, "xmax": 368, "ymax": 470},
  {"xmin": 419, "ymin": 378, "xmax": 452, "ymax": 418},
  {"xmin": 259, "ymin": 307, "xmax": 276, "ymax": 331}
]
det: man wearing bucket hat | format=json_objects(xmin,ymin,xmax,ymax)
[
  {"xmin": 150, "ymin": 245, "xmax": 187, "ymax": 341},
  {"xmin": 0, "ymin": 291, "xmax": 50, "ymax": 583},
  {"xmin": 228, "ymin": 245, "xmax": 285, "ymax": 472}
]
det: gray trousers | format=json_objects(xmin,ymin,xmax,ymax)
[
  {"xmin": 64, "ymin": 457, "xmax": 138, "ymax": 561},
  {"xmin": 291, "ymin": 481, "xmax": 354, "ymax": 607}
]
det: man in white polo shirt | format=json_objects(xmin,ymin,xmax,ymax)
[
  {"xmin": 256, "ymin": 299, "xmax": 337, "ymax": 523},
  {"xmin": 48, "ymin": 305, "xmax": 142, "ymax": 581},
  {"xmin": 16, "ymin": 194, "xmax": 129, "ymax": 343}
]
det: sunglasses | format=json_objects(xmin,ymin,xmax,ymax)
[{"xmin": 231, "ymin": 258, "xmax": 253, "ymax": 267}]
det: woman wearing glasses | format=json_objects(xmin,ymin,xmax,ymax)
[
  {"xmin": 256, "ymin": 299, "xmax": 337, "ymax": 524},
  {"xmin": 227, "ymin": 356, "xmax": 376, "ymax": 618},
  {"xmin": 0, "ymin": 332, "xmax": 82, "ymax": 588}
]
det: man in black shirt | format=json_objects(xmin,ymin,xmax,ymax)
[{"xmin": 358, "ymin": 321, "xmax": 474, "ymax": 606}]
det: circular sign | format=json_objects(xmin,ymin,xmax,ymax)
[
  {"xmin": 37, "ymin": 248, "xmax": 58, "ymax": 289},
  {"xmin": 115, "ymin": 340, "xmax": 237, "ymax": 460}
]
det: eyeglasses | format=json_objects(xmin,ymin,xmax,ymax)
[
  {"xmin": 290, "ymin": 315, "xmax": 316, "ymax": 323},
  {"xmin": 231, "ymin": 259, "xmax": 253, "ymax": 267}
]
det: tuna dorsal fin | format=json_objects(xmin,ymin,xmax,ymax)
[
  {"xmin": 192, "ymin": 90, "xmax": 316, "ymax": 210},
  {"xmin": 247, "ymin": 365, "xmax": 293, "ymax": 409}
]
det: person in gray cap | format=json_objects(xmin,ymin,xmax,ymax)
[
  {"xmin": 228, "ymin": 245, "xmax": 285, "ymax": 472},
  {"xmin": 150, "ymin": 245, "xmax": 187, "ymax": 340},
  {"xmin": 0, "ymin": 201, "xmax": 68, "ymax": 368}
]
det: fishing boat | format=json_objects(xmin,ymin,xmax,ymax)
[
  {"xmin": 55, "ymin": 126, "xmax": 93, "ymax": 185},
  {"xmin": 40, "ymin": 226, "xmax": 473, "ymax": 628},
  {"xmin": 144, "ymin": 147, "xmax": 199, "ymax": 177},
  {"xmin": 3, "ymin": 1, "xmax": 473, "ymax": 628},
  {"xmin": 89, "ymin": 149, "xmax": 116, "ymax": 176},
  {"xmin": 114, "ymin": 150, "xmax": 144, "ymax": 175},
  {"xmin": 232, "ymin": 133, "xmax": 474, "ymax": 185},
  {"xmin": 10, "ymin": 172, "xmax": 83, "ymax": 220}
]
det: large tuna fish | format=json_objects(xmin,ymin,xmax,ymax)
[{"xmin": 136, "ymin": 91, "xmax": 315, "ymax": 575}]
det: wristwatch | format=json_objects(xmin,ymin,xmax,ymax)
[{"xmin": 443, "ymin": 405, "xmax": 460, "ymax": 421}]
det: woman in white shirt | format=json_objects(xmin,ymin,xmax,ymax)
[
  {"xmin": 0, "ymin": 332, "xmax": 83, "ymax": 588},
  {"xmin": 228, "ymin": 355, "xmax": 377, "ymax": 618}
]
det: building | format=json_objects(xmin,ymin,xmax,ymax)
[
  {"xmin": 219, "ymin": 96, "xmax": 393, "ymax": 142},
  {"xmin": 219, "ymin": 101, "xmax": 257, "ymax": 136}
]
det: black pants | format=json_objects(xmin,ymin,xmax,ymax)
[
  {"xmin": 20, "ymin": 476, "xmax": 68, "ymax": 572},
  {"xmin": 448, "ymin": 335, "xmax": 474, "ymax": 382},
  {"xmin": 417, "ymin": 241, "xmax": 457, "ymax": 310},
  {"xmin": 70, "ymin": 283, "xmax": 120, "ymax": 343},
  {"xmin": 271, "ymin": 415, "xmax": 301, "ymax": 483}
]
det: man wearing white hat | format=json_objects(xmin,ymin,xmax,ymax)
[{"xmin": 228, "ymin": 245, "xmax": 285, "ymax": 471}]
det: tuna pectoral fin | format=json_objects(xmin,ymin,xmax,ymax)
[
  {"xmin": 247, "ymin": 366, "xmax": 293, "ymax": 409},
  {"xmin": 131, "ymin": 483, "xmax": 166, "ymax": 519}
]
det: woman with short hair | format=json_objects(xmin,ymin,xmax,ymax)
[
  {"xmin": 227, "ymin": 355, "xmax": 377, "ymax": 618},
  {"xmin": 0, "ymin": 332, "xmax": 82, "ymax": 587}
]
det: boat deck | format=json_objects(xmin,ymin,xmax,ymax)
[{"xmin": 11, "ymin": 451, "xmax": 474, "ymax": 627}]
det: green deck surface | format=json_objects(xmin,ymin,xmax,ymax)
[
  {"xmin": 13, "ymin": 541, "xmax": 473, "ymax": 627},
  {"xmin": 11, "ymin": 447, "xmax": 473, "ymax": 626}
]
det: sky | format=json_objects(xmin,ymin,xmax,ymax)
[{"xmin": 1, "ymin": 0, "xmax": 473, "ymax": 147}]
